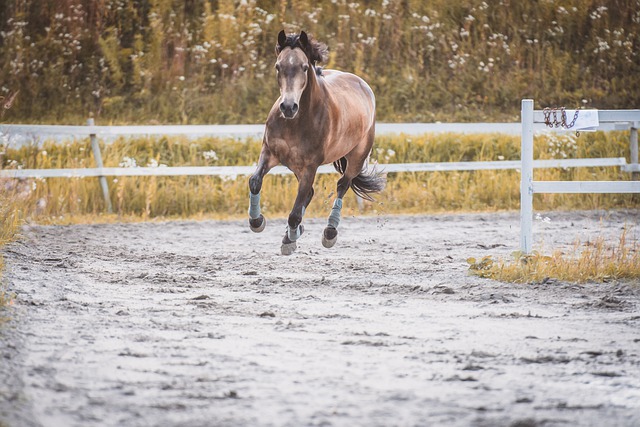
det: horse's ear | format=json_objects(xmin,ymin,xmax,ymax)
[
  {"xmin": 299, "ymin": 31, "xmax": 309, "ymax": 49},
  {"xmin": 277, "ymin": 30, "xmax": 286, "ymax": 52}
]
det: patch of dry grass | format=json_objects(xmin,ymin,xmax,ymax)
[
  {"xmin": 0, "ymin": 191, "xmax": 21, "ymax": 315},
  {"xmin": 1, "ymin": 131, "xmax": 638, "ymax": 222},
  {"xmin": 469, "ymin": 229, "xmax": 640, "ymax": 284}
]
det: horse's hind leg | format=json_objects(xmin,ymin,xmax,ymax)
[
  {"xmin": 322, "ymin": 173, "xmax": 350, "ymax": 248},
  {"xmin": 248, "ymin": 144, "xmax": 277, "ymax": 232},
  {"xmin": 323, "ymin": 138, "xmax": 374, "ymax": 248}
]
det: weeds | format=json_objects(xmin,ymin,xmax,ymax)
[
  {"xmin": 468, "ymin": 229, "xmax": 640, "ymax": 284},
  {"xmin": 0, "ymin": 191, "xmax": 21, "ymax": 316},
  {"xmin": 1, "ymin": 1, "xmax": 639, "ymax": 124}
]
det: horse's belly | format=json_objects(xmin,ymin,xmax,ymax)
[{"xmin": 321, "ymin": 111, "xmax": 373, "ymax": 163}]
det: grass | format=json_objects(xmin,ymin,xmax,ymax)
[
  {"xmin": 0, "ymin": 191, "xmax": 21, "ymax": 319},
  {"xmin": 2, "ymin": 1, "xmax": 639, "ymax": 124},
  {"xmin": 468, "ymin": 229, "xmax": 640, "ymax": 284},
  {"xmin": 2, "ymin": 131, "xmax": 638, "ymax": 221}
]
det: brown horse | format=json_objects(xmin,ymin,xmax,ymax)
[{"xmin": 248, "ymin": 30, "xmax": 385, "ymax": 255}]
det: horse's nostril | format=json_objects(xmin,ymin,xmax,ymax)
[{"xmin": 279, "ymin": 101, "xmax": 298, "ymax": 118}]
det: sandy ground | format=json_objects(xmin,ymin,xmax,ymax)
[{"xmin": 1, "ymin": 210, "xmax": 640, "ymax": 427}]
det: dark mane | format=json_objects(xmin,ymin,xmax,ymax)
[{"xmin": 276, "ymin": 33, "xmax": 329, "ymax": 65}]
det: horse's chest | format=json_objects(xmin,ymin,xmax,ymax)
[{"xmin": 267, "ymin": 136, "xmax": 319, "ymax": 171}]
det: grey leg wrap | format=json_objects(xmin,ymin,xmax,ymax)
[
  {"xmin": 249, "ymin": 192, "xmax": 261, "ymax": 219},
  {"xmin": 287, "ymin": 207, "xmax": 305, "ymax": 241},
  {"xmin": 328, "ymin": 198, "xmax": 343, "ymax": 228},
  {"xmin": 287, "ymin": 225, "xmax": 302, "ymax": 241}
]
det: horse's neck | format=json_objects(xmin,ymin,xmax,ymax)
[{"xmin": 301, "ymin": 66, "xmax": 326, "ymax": 114}]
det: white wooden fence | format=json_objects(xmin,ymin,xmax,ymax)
[
  {"xmin": 520, "ymin": 99, "xmax": 640, "ymax": 254},
  {"xmin": 1, "ymin": 118, "xmax": 638, "ymax": 228}
]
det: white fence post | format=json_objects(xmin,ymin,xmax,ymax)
[
  {"xmin": 631, "ymin": 125, "xmax": 638, "ymax": 180},
  {"xmin": 520, "ymin": 99, "xmax": 534, "ymax": 254},
  {"xmin": 88, "ymin": 118, "xmax": 113, "ymax": 213}
]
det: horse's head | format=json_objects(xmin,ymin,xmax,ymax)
[{"xmin": 275, "ymin": 30, "xmax": 327, "ymax": 120}]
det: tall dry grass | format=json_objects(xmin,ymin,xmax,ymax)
[
  {"xmin": 0, "ymin": 190, "xmax": 23, "ymax": 315},
  {"xmin": 1, "ymin": 130, "xmax": 638, "ymax": 222},
  {"xmin": 469, "ymin": 229, "xmax": 640, "ymax": 283}
]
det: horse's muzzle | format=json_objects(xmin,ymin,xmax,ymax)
[{"xmin": 279, "ymin": 101, "xmax": 299, "ymax": 119}]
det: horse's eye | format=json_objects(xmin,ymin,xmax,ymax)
[
  {"xmin": 302, "ymin": 64, "xmax": 309, "ymax": 72},
  {"xmin": 275, "ymin": 64, "xmax": 280, "ymax": 72}
]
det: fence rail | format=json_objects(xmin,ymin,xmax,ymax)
[
  {"xmin": 0, "ymin": 157, "xmax": 627, "ymax": 178},
  {"xmin": 0, "ymin": 158, "xmax": 629, "ymax": 180},
  {"xmin": 0, "ymin": 121, "xmax": 630, "ymax": 145},
  {"xmin": 2, "ymin": 119, "xmax": 639, "ymax": 220}
]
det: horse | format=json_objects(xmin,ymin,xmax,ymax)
[{"xmin": 248, "ymin": 30, "xmax": 385, "ymax": 255}]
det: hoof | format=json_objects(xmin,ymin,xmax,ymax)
[
  {"xmin": 249, "ymin": 214, "xmax": 266, "ymax": 233},
  {"xmin": 281, "ymin": 225, "xmax": 304, "ymax": 255},
  {"xmin": 322, "ymin": 226, "xmax": 338, "ymax": 248}
]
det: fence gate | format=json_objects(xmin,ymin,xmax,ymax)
[{"xmin": 520, "ymin": 99, "xmax": 640, "ymax": 254}]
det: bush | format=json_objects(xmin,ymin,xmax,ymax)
[{"xmin": 1, "ymin": 1, "xmax": 639, "ymax": 124}]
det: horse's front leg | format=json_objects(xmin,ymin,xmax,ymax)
[
  {"xmin": 281, "ymin": 168, "xmax": 316, "ymax": 255},
  {"xmin": 248, "ymin": 145, "xmax": 276, "ymax": 232}
]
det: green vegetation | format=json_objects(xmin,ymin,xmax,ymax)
[{"xmin": 1, "ymin": 0, "xmax": 639, "ymax": 124}]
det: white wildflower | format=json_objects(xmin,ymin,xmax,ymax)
[
  {"xmin": 119, "ymin": 157, "xmax": 137, "ymax": 168},
  {"xmin": 203, "ymin": 150, "xmax": 219, "ymax": 162}
]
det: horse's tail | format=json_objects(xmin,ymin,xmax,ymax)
[{"xmin": 332, "ymin": 157, "xmax": 386, "ymax": 201}]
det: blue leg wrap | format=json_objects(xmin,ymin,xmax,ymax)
[
  {"xmin": 287, "ymin": 207, "xmax": 305, "ymax": 241},
  {"xmin": 249, "ymin": 192, "xmax": 261, "ymax": 219},
  {"xmin": 328, "ymin": 198, "xmax": 343, "ymax": 228},
  {"xmin": 288, "ymin": 224, "xmax": 302, "ymax": 241}
]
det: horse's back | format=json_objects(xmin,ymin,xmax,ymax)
[
  {"xmin": 320, "ymin": 70, "xmax": 375, "ymax": 132},
  {"xmin": 322, "ymin": 70, "xmax": 375, "ymax": 107}
]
